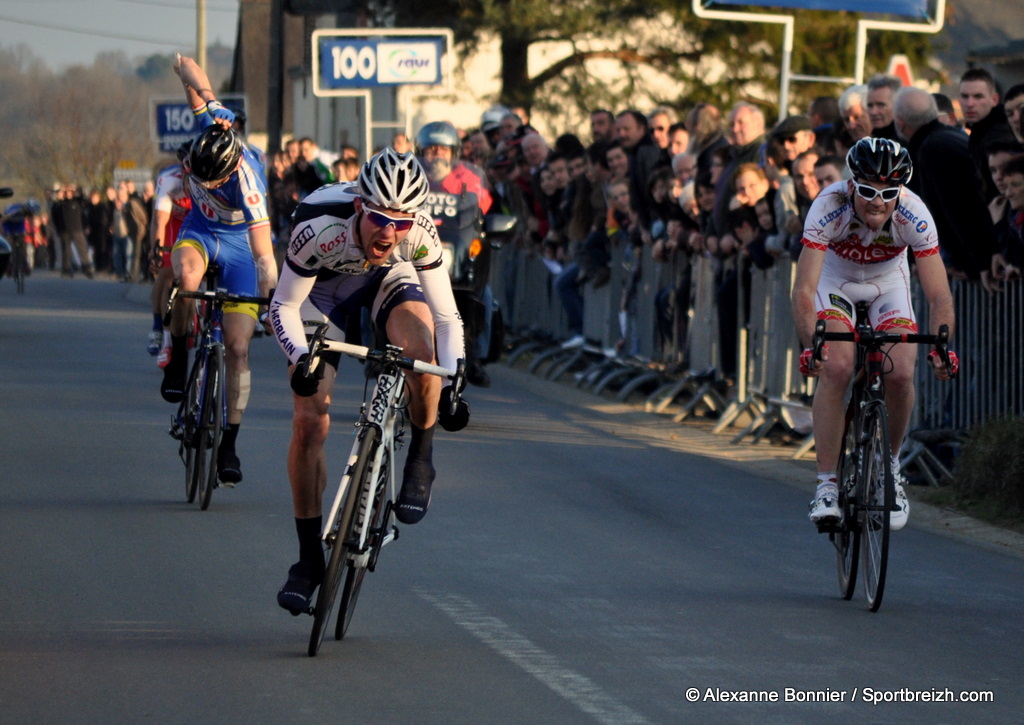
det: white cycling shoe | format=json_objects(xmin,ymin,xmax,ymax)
[{"xmin": 809, "ymin": 485, "xmax": 842, "ymax": 525}]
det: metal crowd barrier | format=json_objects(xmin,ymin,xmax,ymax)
[{"xmin": 495, "ymin": 230, "xmax": 1023, "ymax": 476}]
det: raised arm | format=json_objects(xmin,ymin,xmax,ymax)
[{"xmin": 173, "ymin": 53, "xmax": 235, "ymax": 127}]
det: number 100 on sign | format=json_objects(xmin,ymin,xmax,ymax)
[{"xmin": 320, "ymin": 38, "xmax": 443, "ymax": 88}]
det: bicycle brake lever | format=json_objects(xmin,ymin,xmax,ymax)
[
  {"xmin": 449, "ymin": 359, "xmax": 468, "ymax": 414},
  {"xmin": 812, "ymin": 319, "xmax": 827, "ymax": 360}
]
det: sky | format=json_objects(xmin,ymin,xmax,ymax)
[{"xmin": 0, "ymin": 0, "xmax": 239, "ymax": 70}]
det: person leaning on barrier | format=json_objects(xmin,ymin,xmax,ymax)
[
  {"xmin": 893, "ymin": 86, "xmax": 1002, "ymax": 292},
  {"xmin": 270, "ymin": 149, "xmax": 466, "ymax": 615},
  {"xmin": 792, "ymin": 138, "xmax": 957, "ymax": 531},
  {"xmin": 995, "ymin": 153, "xmax": 1024, "ymax": 279},
  {"xmin": 985, "ymin": 139, "xmax": 1024, "ymax": 282}
]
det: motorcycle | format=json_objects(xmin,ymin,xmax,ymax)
[
  {"xmin": 423, "ymin": 188, "xmax": 517, "ymax": 378},
  {"xmin": 0, "ymin": 188, "xmax": 16, "ymax": 280}
]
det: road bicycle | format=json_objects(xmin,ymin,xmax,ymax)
[
  {"xmin": 298, "ymin": 321, "xmax": 465, "ymax": 656},
  {"xmin": 168, "ymin": 264, "xmax": 267, "ymax": 510},
  {"xmin": 811, "ymin": 300, "xmax": 955, "ymax": 612}
]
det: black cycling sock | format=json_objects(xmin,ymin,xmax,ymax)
[
  {"xmin": 296, "ymin": 516, "xmax": 324, "ymax": 566},
  {"xmin": 169, "ymin": 334, "xmax": 187, "ymax": 368},
  {"xmin": 152, "ymin": 313, "xmax": 162, "ymax": 331},
  {"xmin": 220, "ymin": 423, "xmax": 239, "ymax": 455},
  {"xmin": 407, "ymin": 423, "xmax": 435, "ymax": 463}
]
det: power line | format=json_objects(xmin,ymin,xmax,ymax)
[
  {"xmin": 0, "ymin": 1, "xmax": 240, "ymax": 48},
  {"xmin": 0, "ymin": 14, "xmax": 191, "ymax": 47}
]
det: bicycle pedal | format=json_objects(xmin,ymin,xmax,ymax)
[{"xmin": 815, "ymin": 518, "xmax": 842, "ymax": 534}]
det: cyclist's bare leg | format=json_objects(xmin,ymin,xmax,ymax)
[
  {"xmin": 882, "ymin": 342, "xmax": 917, "ymax": 459},
  {"xmin": 385, "ymin": 300, "xmax": 440, "ymax": 429},
  {"xmin": 151, "ymin": 265, "xmax": 175, "ymax": 320},
  {"xmin": 222, "ymin": 311, "xmax": 256, "ymax": 426},
  {"xmin": 812, "ymin": 331, "xmax": 856, "ymax": 473},
  {"xmin": 287, "ymin": 364, "xmax": 337, "ymax": 519},
  {"xmin": 169, "ymin": 244, "xmax": 205, "ymax": 336}
]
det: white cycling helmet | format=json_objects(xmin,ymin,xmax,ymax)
[{"xmin": 357, "ymin": 147, "xmax": 430, "ymax": 212}]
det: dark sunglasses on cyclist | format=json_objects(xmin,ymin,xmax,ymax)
[
  {"xmin": 365, "ymin": 208, "xmax": 416, "ymax": 232},
  {"xmin": 855, "ymin": 183, "xmax": 901, "ymax": 203}
]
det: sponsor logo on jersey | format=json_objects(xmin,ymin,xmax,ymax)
[
  {"xmin": 877, "ymin": 317, "xmax": 915, "ymax": 331},
  {"xmin": 821, "ymin": 309, "xmax": 848, "ymax": 322},
  {"xmin": 916, "ymin": 220, "xmax": 928, "ymax": 233},
  {"xmin": 413, "ymin": 244, "xmax": 430, "ymax": 261},
  {"xmin": 895, "ymin": 205, "xmax": 920, "ymax": 226},
  {"xmin": 318, "ymin": 227, "xmax": 346, "ymax": 255},
  {"xmin": 827, "ymin": 294, "xmax": 853, "ymax": 318},
  {"xmin": 245, "ymin": 191, "xmax": 263, "ymax": 208},
  {"xmin": 289, "ymin": 224, "xmax": 315, "ymax": 256},
  {"xmin": 817, "ymin": 204, "xmax": 850, "ymax": 228}
]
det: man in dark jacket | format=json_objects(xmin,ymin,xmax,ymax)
[
  {"xmin": 52, "ymin": 185, "xmax": 95, "ymax": 278},
  {"xmin": 960, "ymin": 67, "xmax": 1016, "ymax": 202},
  {"xmin": 895, "ymin": 86, "xmax": 999, "ymax": 290}
]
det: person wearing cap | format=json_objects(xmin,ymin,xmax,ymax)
[{"xmin": 770, "ymin": 115, "xmax": 817, "ymax": 174}]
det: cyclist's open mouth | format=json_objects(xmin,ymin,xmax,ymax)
[{"xmin": 371, "ymin": 239, "xmax": 393, "ymax": 258}]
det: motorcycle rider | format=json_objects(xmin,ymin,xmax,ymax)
[{"xmin": 415, "ymin": 120, "xmax": 495, "ymax": 387}]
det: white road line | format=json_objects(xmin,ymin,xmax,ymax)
[{"xmin": 417, "ymin": 590, "xmax": 652, "ymax": 725}]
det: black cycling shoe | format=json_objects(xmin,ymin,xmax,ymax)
[
  {"xmin": 160, "ymin": 359, "xmax": 186, "ymax": 403},
  {"xmin": 217, "ymin": 448, "xmax": 243, "ymax": 486},
  {"xmin": 466, "ymin": 360, "xmax": 491, "ymax": 388},
  {"xmin": 395, "ymin": 459, "xmax": 435, "ymax": 525},
  {"xmin": 277, "ymin": 560, "xmax": 324, "ymax": 616}
]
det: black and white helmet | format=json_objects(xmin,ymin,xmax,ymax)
[
  {"xmin": 846, "ymin": 137, "xmax": 913, "ymax": 185},
  {"xmin": 187, "ymin": 125, "xmax": 243, "ymax": 182},
  {"xmin": 357, "ymin": 147, "xmax": 429, "ymax": 212}
]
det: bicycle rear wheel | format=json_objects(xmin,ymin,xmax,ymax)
[
  {"xmin": 182, "ymin": 356, "xmax": 206, "ymax": 504},
  {"xmin": 336, "ymin": 444, "xmax": 390, "ymax": 641},
  {"xmin": 834, "ymin": 414, "xmax": 860, "ymax": 600},
  {"xmin": 308, "ymin": 427, "xmax": 379, "ymax": 656},
  {"xmin": 860, "ymin": 405, "xmax": 892, "ymax": 612},
  {"xmin": 196, "ymin": 346, "xmax": 225, "ymax": 511}
]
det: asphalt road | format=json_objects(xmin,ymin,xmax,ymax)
[{"xmin": 2, "ymin": 272, "xmax": 1022, "ymax": 724}]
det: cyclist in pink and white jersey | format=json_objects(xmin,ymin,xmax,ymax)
[
  {"xmin": 791, "ymin": 138, "xmax": 957, "ymax": 531},
  {"xmin": 148, "ymin": 154, "xmax": 192, "ymax": 367}
]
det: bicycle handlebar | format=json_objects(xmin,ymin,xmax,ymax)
[
  {"xmin": 177, "ymin": 289, "xmax": 270, "ymax": 306},
  {"xmin": 812, "ymin": 320, "xmax": 956, "ymax": 378},
  {"xmin": 301, "ymin": 322, "xmax": 467, "ymax": 412}
]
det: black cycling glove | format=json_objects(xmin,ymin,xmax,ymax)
[
  {"xmin": 290, "ymin": 353, "xmax": 323, "ymax": 397},
  {"xmin": 438, "ymin": 385, "xmax": 470, "ymax": 432}
]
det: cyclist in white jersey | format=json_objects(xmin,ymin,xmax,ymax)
[
  {"xmin": 791, "ymin": 138, "xmax": 957, "ymax": 531},
  {"xmin": 270, "ymin": 148, "xmax": 467, "ymax": 615}
]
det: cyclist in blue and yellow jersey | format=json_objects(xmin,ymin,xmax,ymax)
[
  {"xmin": 270, "ymin": 148, "xmax": 468, "ymax": 615},
  {"xmin": 791, "ymin": 138, "xmax": 957, "ymax": 532},
  {"xmin": 160, "ymin": 54, "xmax": 278, "ymax": 486}
]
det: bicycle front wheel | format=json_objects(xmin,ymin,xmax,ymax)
[
  {"xmin": 182, "ymin": 357, "xmax": 206, "ymax": 504},
  {"xmin": 336, "ymin": 444, "xmax": 390, "ymax": 641},
  {"xmin": 834, "ymin": 413, "xmax": 860, "ymax": 600},
  {"xmin": 860, "ymin": 404, "xmax": 892, "ymax": 612},
  {"xmin": 196, "ymin": 346, "xmax": 225, "ymax": 511},
  {"xmin": 308, "ymin": 427, "xmax": 379, "ymax": 656}
]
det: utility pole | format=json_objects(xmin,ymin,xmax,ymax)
[
  {"xmin": 267, "ymin": 0, "xmax": 285, "ymax": 154},
  {"xmin": 196, "ymin": 0, "xmax": 207, "ymax": 69}
]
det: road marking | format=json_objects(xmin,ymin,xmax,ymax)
[{"xmin": 417, "ymin": 590, "xmax": 651, "ymax": 725}]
